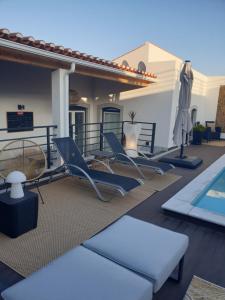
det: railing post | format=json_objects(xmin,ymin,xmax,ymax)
[
  {"xmin": 46, "ymin": 126, "xmax": 51, "ymax": 169},
  {"xmin": 121, "ymin": 121, "xmax": 124, "ymax": 143},
  {"xmin": 69, "ymin": 124, "xmax": 73, "ymax": 139},
  {"xmin": 100, "ymin": 122, "xmax": 103, "ymax": 151},
  {"xmin": 151, "ymin": 123, "xmax": 156, "ymax": 154}
]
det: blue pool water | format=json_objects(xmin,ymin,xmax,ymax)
[{"xmin": 194, "ymin": 168, "xmax": 225, "ymax": 216}]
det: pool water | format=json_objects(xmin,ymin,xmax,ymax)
[{"xmin": 194, "ymin": 168, "xmax": 225, "ymax": 216}]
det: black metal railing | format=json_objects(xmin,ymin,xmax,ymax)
[
  {"xmin": 0, "ymin": 125, "xmax": 57, "ymax": 169},
  {"xmin": 69, "ymin": 121, "xmax": 156, "ymax": 156}
]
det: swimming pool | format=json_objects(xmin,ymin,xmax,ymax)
[
  {"xmin": 162, "ymin": 154, "xmax": 225, "ymax": 227},
  {"xmin": 194, "ymin": 168, "xmax": 225, "ymax": 216}
]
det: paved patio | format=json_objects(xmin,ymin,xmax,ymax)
[{"xmin": 0, "ymin": 143, "xmax": 225, "ymax": 299}]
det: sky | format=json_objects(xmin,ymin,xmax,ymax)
[{"xmin": 0, "ymin": 0, "xmax": 225, "ymax": 75}]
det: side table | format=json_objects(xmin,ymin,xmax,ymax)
[{"xmin": 0, "ymin": 191, "xmax": 38, "ymax": 238}]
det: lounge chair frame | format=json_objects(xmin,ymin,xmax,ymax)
[
  {"xmin": 53, "ymin": 138, "xmax": 143, "ymax": 202},
  {"xmin": 66, "ymin": 163, "xmax": 127, "ymax": 202},
  {"xmin": 103, "ymin": 133, "xmax": 175, "ymax": 179}
]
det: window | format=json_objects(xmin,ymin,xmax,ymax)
[
  {"xmin": 137, "ymin": 61, "xmax": 146, "ymax": 72},
  {"xmin": 122, "ymin": 60, "xmax": 129, "ymax": 67}
]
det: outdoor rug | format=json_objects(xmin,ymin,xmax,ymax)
[
  {"xmin": 99, "ymin": 162, "xmax": 182, "ymax": 191},
  {"xmin": 0, "ymin": 176, "xmax": 155, "ymax": 277},
  {"xmin": 184, "ymin": 276, "xmax": 225, "ymax": 300}
]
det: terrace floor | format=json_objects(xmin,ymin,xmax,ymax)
[{"xmin": 1, "ymin": 143, "xmax": 225, "ymax": 299}]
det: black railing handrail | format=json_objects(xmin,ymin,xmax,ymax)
[
  {"xmin": 70, "ymin": 121, "xmax": 156, "ymax": 126},
  {"xmin": 0, "ymin": 124, "xmax": 58, "ymax": 169},
  {"xmin": 0, "ymin": 125, "xmax": 57, "ymax": 132},
  {"xmin": 123, "ymin": 120, "xmax": 156, "ymax": 125},
  {"xmin": 69, "ymin": 120, "xmax": 156, "ymax": 155}
]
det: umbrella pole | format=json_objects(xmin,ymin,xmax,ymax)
[
  {"xmin": 179, "ymin": 130, "xmax": 185, "ymax": 159},
  {"xmin": 180, "ymin": 144, "xmax": 184, "ymax": 159}
]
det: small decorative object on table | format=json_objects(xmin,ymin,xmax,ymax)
[{"xmin": 6, "ymin": 171, "xmax": 26, "ymax": 199}]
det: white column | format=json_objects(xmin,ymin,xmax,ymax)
[{"xmin": 51, "ymin": 68, "xmax": 69, "ymax": 137}]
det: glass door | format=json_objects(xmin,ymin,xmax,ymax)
[
  {"xmin": 69, "ymin": 106, "xmax": 86, "ymax": 154},
  {"xmin": 102, "ymin": 107, "xmax": 121, "ymax": 148}
]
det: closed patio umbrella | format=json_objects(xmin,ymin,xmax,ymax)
[
  {"xmin": 160, "ymin": 60, "xmax": 202, "ymax": 168},
  {"xmin": 173, "ymin": 60, "xmax": 193, "ymax": 158}
]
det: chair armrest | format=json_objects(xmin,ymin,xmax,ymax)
[
  {"xmin": 90, "ymin": 159, "xmax": 114, "ymax": 174},
  {"xmin": 66, "ymin": 164, "xmax": 90, "ymax": 177},
  {"xmin": 115, "ymin": 153, "xmax": 145, "ymax": 179},
  {"xmin": 138, "ymin": 151, "xmax": 150, "ymax": 159},
  {"xmin": 66, "ymin": 163, "xmax": 106, "ymax": 202}
]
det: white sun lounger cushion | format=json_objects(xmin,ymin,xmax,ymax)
[
  {"xmin": 84, "ymin": 215, "xmax": 189, "ymax": 292},
  {"xmin": 1, "ymin": 246, "xmax": 153, "ymax": 300}
]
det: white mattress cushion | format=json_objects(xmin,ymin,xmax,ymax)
[
  {"xmin": 1, "ymin": 246, "xmax": 152, "ymax": 300},
  {"xmin": 84, "ymin": 215, "xmax": 189, "ymax": 292}
]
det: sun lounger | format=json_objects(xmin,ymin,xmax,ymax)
[
  {"xmin": 52, "ymin": 137, "xmax": 142, "ymax": 201},
  {"xmin": 104, "ymin": 132, "xmax": 175, "ymax": 178}
]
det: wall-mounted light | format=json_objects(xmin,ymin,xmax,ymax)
[
  {"xmin": 108, "ymin": 94, "xmax": 116, "ymax": 102},
  {"xmin": 81, "ymin": 97, "xmax": 88, "ymax": 103},
  {"xmin": 18, "ymin": 104, "xmax": 25, "ymax": 110}
]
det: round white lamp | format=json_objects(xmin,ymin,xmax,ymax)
[{"xmin": 6, "ymin": 171, "xmax": 27, "ymax": 199}]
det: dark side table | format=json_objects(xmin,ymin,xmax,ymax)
[{"xmin": 0, "ymin": 191, "xmax": 38, "ymax": 238}]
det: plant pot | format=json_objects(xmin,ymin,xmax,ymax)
[
  {"xmin": 192, "ymin": 130, "xmax": 203, "ymax": 145},
  {"xmin": 124, "ymin": 123, "xmax": 141, "ymax": 157}
]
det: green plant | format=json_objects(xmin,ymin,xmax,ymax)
[
  {"xmin": 193, "ymin": 124, "xmax": 205, "ymax": 132},
  {"xmin": 128, "ymin": 111, "xmax": 136, "ymax": 124}
]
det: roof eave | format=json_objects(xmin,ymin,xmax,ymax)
[{"xmin": 0, "ymin": 38, "xmax": 156, "ymax": 85}]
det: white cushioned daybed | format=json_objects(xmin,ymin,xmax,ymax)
[{"xmin": 2, "ymin": 216, "xmax": 189, "ymax": 300}]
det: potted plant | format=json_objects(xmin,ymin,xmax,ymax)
[
  {"xmin": 192, "ymin": 124, "xmax": 205, "ymax": 145},
  {"xmin": 128, "ymin": 111, "xmax": 136, "ymax": 124}
]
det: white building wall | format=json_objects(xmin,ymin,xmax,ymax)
[
  {"xmin": 1, "ymin": 43, "xmax": 225, "ymax": 152},
  {"xmin": 115, "ymin": 42, "xmax": 225, "ymax": 149},
  {"xmin": 118, "ymin": 60, "xmax": 177, "ymax": 150},
  {"xmin": 115, "ymin": 43, "xmax": 150, "ymax": 70},
  {"xmin": 0, "ymin": 61, "xmax": 52, "ymax": 145}
]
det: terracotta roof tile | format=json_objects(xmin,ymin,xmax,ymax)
[{"xmin": 0, "ymin": 28, "xmax": 157, "ymax": 79}]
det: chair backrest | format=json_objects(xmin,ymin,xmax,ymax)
[
  {"xmin": 103, "ymin": 132, "xmax": 126, "ymax": 155},
  {"xmin": 52, "ymin": 137, "xmax": 89, "ymax": 173}
]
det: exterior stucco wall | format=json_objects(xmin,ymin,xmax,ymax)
[
  {"xmin": 0, "ymin": 61, "xmax": 52, "ymax": 143},
  {"xmin": 115, "ymin": 43, "xmax": 150, "ymax": 70},
  {"xmin": 115, "ymin": 42, "xmax": 225, "ymax": 149},
  {"xmin": 118, "ymin": 60, "xmax": 177, "ymax": 150},
  {"xmin": 0, "ymin": 61, "xmax": 129, "ymax": 145}
]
